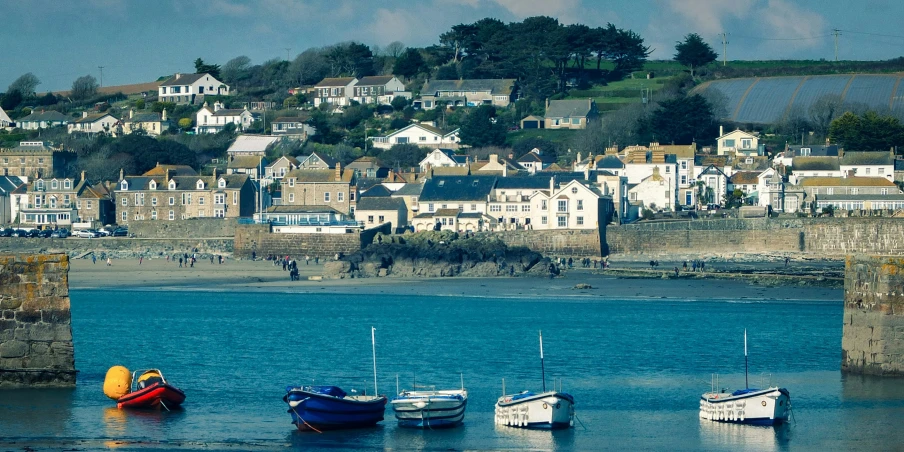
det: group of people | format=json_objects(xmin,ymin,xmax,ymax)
[
  {"xmin": 551, "ymin": 256, "xmax": 609, "ymax": 270},
  {"xmin": 165, "ymin": 252, "xmax": 225, "ymax": 268},
  {"xmin": 270, "ymin": 255, "xmax": 301, "ymax": 281},
  {"xmin": 682, "ymin": 260, "xmax": 706, "ymax": 272}
]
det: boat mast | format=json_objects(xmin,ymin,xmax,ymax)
[
  {"xmin": 540, "ymin": 330, "xmax": 547, "ymax": 392},
  {"xmin": 372, "ymin": 326, "xmax": 378, "ymax": 396},
  {"xmin": 744, "ymin": 329, "xmax": 749, "ymax": 389}
]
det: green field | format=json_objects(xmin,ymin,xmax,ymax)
[{"xmin": 505, "ymin": 129, "xmax": 579, "ymax": 146}]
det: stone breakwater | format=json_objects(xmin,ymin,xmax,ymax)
[
  {"xmin": 0, "ymin": 238, "xmax": 233, "ymax": 260},
  {"xmin": 0, "ymin": 254, "xmax": 75, "ymax": 387},
  {"xmin": 322, "ymin": 231, "xmax": 557, "ymax": 279},
  {"xmin": 842, "ymin": 255, "xmax": 904, "ymax": 376}
]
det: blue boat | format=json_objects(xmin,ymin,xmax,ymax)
[{"xmin": 283, "ymin": 385, "xmax": 387, "ymax": 431}]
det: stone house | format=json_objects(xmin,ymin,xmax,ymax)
[
  {"xmin": 19, "ymin": 173, "xmax": 113, "ymax": 227},
  {"xmin": 67, "ymin": 112, "xmax": 119, "ymax": 135},
  {"xmin": 0, "ymin": 141, "xmax": 71, "ymax": 179},
  {"xmin": 475, "ymin": 154, "xmax": 524, "ymax": 176},
  {"xmin": 265, "ymin": 156, "xmax": 299, "ymax": 180},
  {"xmin": 313, "ymin": 77, "xmax": 357, "ymax": 107},
  {"xmin": 350, "ymin": 76, "xmax": 408, "ymax": 105},
  {"xmin": 416, "ymin": 79, "xmax": 516, "ymax": 110},
  {"xmin": 628, "ymin": 167, "xmax": 674, "ymax": 213},
  {"xmin": 280, "ymin": 165, "xmax": 357, "ymax": 216},
  {"xmin": 355, "ymin": 196, "xmax": 408, "ymax": 231},
  {"xmin": 16, "ymin": 111, "xmax": 69, "ymax": 130},
  {"xmin": 195, "ymin": 102, "xmax": 256, "ymax": 134},
  {"xmin": 74, "ymin": 178, "xmax": 115, "ymax": 226},
  {"xmin": 544, "ymin": 99, "xmax": 597, "ymax": 130},
  {"xmin": 158, "ymin": 72, "xmax": 230, "ymax": 104},
  {"xmin": 372, "ymin": 123, "xmax": 462, "ymax": 150}
]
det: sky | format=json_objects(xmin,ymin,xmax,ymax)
[{"xmin": 2, "ymin": 0, "xmax": 903, "ymax": 92}]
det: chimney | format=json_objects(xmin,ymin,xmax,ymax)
[
  {"xmin": 584, "ymin": 166, "xmax": 590, "ymax": 181},
  {"xmin": 335, "ymin": 162, "xmax": 342, "ymax": 181},
  {"xmin": 81, "ymin": 170, "xmax": 86, "ymax": 183},
  {"xmin": 166, "ymin": 169, "xmax": 171, "ymax": 182},
  {"xmin": 719, "ymin": 125, "xmax": 724, "ymax": 137},
  {"xmin": 119, "ymin": 168, "xmax": 124, "ymax": 181},
  {"xmin": 549, "ymin": 176, "xmax": 555, "ymax": 193},
  {"xmin": 489, "ymin": 154, "xmax": 498, "ymax": 165},
  {"xmin": 576, "ymin": 152, "xmax": 582, "ymax": 166},
  {"xmin": 545, "ymin": 98, "xmax": 550, "ymax": 110},
  {"xmin": 175, "ymin": 73, "xmax": 182, "ymax": 80},
  {"xmin": 129, "ymin": 109, "xmax": 134, "ymax": 119},
  {"xmin": 503, "ymin": 164, "xmax": 508, "ymax": 178},
  {"xmin": 213, "ymin": 167, "xmax": 217, "ymax": 179},
  {"xmin": 82, "ymin": 111, "xmax": 88, "ymax": 118},
  {"xmin": 162, "ymin": 109, "xmax": 167, "ymax": 121}
]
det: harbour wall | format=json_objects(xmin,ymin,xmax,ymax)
[
  {"xmin": 842, "ymin": 255, "xmax": 904, "ymax": 376},
  {"xmin": 0, "ymin": 238, "xmax": 233, "ymax": 259},
  {"xmin": 232, "ymin": 224, "xmax": 392, "ymax": 259},
  {"xmin": 129, "ymin": 219, "xmax": 235, "ymax": 239},
  {"xmin": 0, "ymin": 254, "xmax": 76, "ymax": 387},
  {"xmin": 487, "ymin": 229, "xmax": 603, "ymax": 258}
]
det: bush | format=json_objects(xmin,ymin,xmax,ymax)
[{"xmin": 641, "ymin": 209, "xmax": 655, "ymax": 220}]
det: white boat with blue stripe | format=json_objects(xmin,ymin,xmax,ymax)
[{"xmin": 390, "ymin": 387, "xmax": 468, "ymax": 428}]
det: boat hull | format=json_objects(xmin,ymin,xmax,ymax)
[
  {"xmin": 391, "ymin": 390, "xmax": 468, "ymax": 428},
  {"xmin": 116, "ymin": 383, "xmax": 185, "ymax": 410},
  {"xmin": 494, "ymin": 392, "xmax": 574, "ymax": 430},
  {"xmin": 284, "ymin": 387, "xmax": 386, "ymax": 431},
  {"xmin": 699, "ymin": 387, "xmax": 790, "ymax": 425}
]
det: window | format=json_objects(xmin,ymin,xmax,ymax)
[
  {"xmin": 233, "ymin": 192, "xmax": 237, "ymax": 204},
  {"xmin": 64, "ymin": 180, "xmax": 71, "ymax": 189},
  {"xmin": 521, "ymin": 205, "xmax": 530, "ymax": 212},
  {"xmin": 681, "ymin": 161, "xmax": 687, "ymax": 170},
  {"xmin": 506, "ymin": 205, "xmax": 517, "ymax": 212},
  {"xmin": 557, "ymin": 200, "xmax": 567, "ymax": 212},
  {"xmin": 741, "ymin": 139, "xmax": 752, "ymax": 149},
  {"xmin": 122, "ymin": 212, "xmax": 127, "ymax": 221},
  {"xmin": 199, "ymin": 196, "xmax": 205, "ymax": 205},
  {"xmin": 215, "ymin": 209, "xmax": 224, "ymax": 218},
  {"xmin": 665, "ymin": 166, "xmax": 670, "ymax": 174},
  {"xmin": 557, "ymin": 216, "xmax": 567, "ymax": 227},
  {"xmin": 724, "ymin": 139, "xmax": 735, "ymax": 148},
  {"xmin": 151, "ymin": 211, "xmax": 157, "ymax": 220},
  {"xmin": 378, "ymin": 215, "xmax": 385, "ymax": 223},
  {"xmin": 76, "ymin": 200, "xmax": 81, "ymax": 209},
  {"xmin": 169, "ymin": 210, "xmax": 175, "ymax": 220},
  {"xmin": 199, "ymin": 210, "xmax": 205, "ymax": 218},
  {"xmin": 630, "ymin": 192, "xmax": 638, "ymax": 201},
  {"xmin": 577, "ymin": 216, "xmax": 584, "ymax": 226},
  {"xmin": 288, "ymin": 179, "xmax": 295, "ymax": 187},
  {"xmin": 541, "ymin": 216, "xmax": 548, "ymax": 225},
  {"xmin": 288, "ymin": 193, "xmax": 295, "ymax": 202},
  {"xmin": 681, "ymin": 175, "xmax": 687, "ymax": 185},
  {"xmin": 121, "ymin": 197, "xmax": 127, "ymax": 206},
  {"xmin": 218, "ymin": 179, "xmax": 226, "ymax": 188},
  {"xmin": 367, "ymin": 215, "xmax": 374, "ymax": 223},
  {"xmin": 881, "ymin": 188, "xmax": 889, "ymax": 195},
  {"xmin": 338, "ymin": 192, "xmax": 344, "ymax": 202},
  {"xmin": 541, "ymin": 200, "xmax": 548, "ymax": 210},
  {"xmin": 135, "ymin": 212, "xmax": 140, "ymax": 220},
  {"xmin": 851, "ymin": 188, "xmax": 858, "ymax": 195},
  {"xmin": 350, "ymin": 192, "xmax": 355, "ymax": 201},
  {"xmin": 577, "ymin": 200, "xmax": 584, "ymax": 210},
  {"xmin": 215, "ymin": 194, "xmax": 225, "ymax": 204},
  {"xmin": 571, "ymin": 187, "xmax": 578, "ymax": 194},
  {"xmin": 324, "ymin": 192, "xmax": 330, "ymax": 202},
  {"xmin": 470, "ymin": 204, "xmax": 477, "ymax": 211},
  {"xmin": 168, "ymin": 197, "xmax": 175, "ymax": 206},
  {"xmin": 866, "ymin": 168, "xmax": 871, "ymax": 175},
  {"xmin": 87, "ymin": 200, "xmax": 93, "ymax": 209},
  {"xmin": 428, "ymin": 203, "xmax": 434, "ymax": 212},
  {"xmin": 827, "ymin": 188, "xmax": 834, "ymax": 195},
  {"xmin": 490, "ymin": 205, "xmax": 501, "ymax": 212},
  {"xmin": 152, "ymin": 197, "xmax": 158, "ymax": 206}
]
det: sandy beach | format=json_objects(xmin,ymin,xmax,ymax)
[{"xmin": 68, "ymin": 256, "xmax": 841, "ymax": 301}]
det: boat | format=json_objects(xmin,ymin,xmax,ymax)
[
  {"xmin": 494, "ymin": 331, "xmax": 574, "ymax": 430},
  {"xmin": 104, "ymin": 367, "xmax": 186, "ymax": 410},
  {"xmin": 390, "ymin": 376, "xmax": 468, "ymax": 428},
  {"xmin": 699, "ymin": 330, "xmax": 791, "ymax": 425},
  {"xmin": 283, "ymin": 327, "xmax": 387, "ymax": 431}
]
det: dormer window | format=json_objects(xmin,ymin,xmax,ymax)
[
  {"xmin": 51, "ymin": 180, "xmax": 58, "ymax": 189},
  {"xmin": 120, "ymin": 180, "xmax": 128, "ymax": 191},
  {"xmin": 196, "ymin": 180, "xmax": 205, "ymax": 190},
  {"xmin": 149, "ymin": 180, "xmax": 157, "ymax": 190},
  {"xmin": 36, "ymin": 180, "xmax": 45, "ymax": 190},
  {"xmin": 64, "ymin": 180, "xmax": 71, "ymax": 189},
  {"xmin": 169, "ymin": 180, "xmax": 176, "ymax": 190},
  {"xmin": 218, "ymin": 178, "xmax": 226, "ymax": 188}
]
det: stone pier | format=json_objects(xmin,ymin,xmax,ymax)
[
  {"xmin": 0, "ymin": 254, "xmax": 76, "ymax": 387},
  {"xmin": 842, "ymin": 255, "xmax": 904, "ymax": 376}
]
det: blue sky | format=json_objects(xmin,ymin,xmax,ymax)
[{"xmin": 2, "ymin": 0, "xmax": 902, "ymax": 92}]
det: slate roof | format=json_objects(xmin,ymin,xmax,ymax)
[
  {"xmin": 896, "ymin": 159, "xmax": 904, "ymax": 171},
  {"xmin": 125, "ymin": 113, "xmax": 164, "ymax": 123},
  {"xmin": 595, "ymin": 155, "xmax": 625, "ymax": 169},
  {"xmin": 419, "ymin": 176, "xmax": 497, "ymax": 202},
  {"xmin": 788, "ymin": 145, "xmax": 839, "ymax": 157},
  {"xmin": 142, "ymin": 164, "xmax": 198, "ymax": 177},
  {"xmin": 360, "ymin": 185, "xmax": 392, "ymax": 197},
  {"xmin": 494, "ymin": 176, "xmax": 554, "ymax": 190},
  {"xmin": 356, "ymin": 197, "xmax": 405, "ymax": 211},
  {"xmin": 817, "ymin": 194, "xmax": 904, "ymax": 201},
  {"xmin": 315, "ymin": 77, "xmax": 356, "ymax": 87},
  {"xmin": 431, "ymin": 167, "xmax": 470, "ymax": 176},
  {"xmin": 72, "ymin": 113, "xmax": 116, "ymax": 124},
  {"xmin": 729, "ymin": 171, "xmax": 760, "ymax": 185},
  {"xmin": 159, "ymin": 73, "xmax": 207, "ymax": 86},
  {"xmin": 18, "ymin": 111, "xmax": 69, "ymax": 123},
  {"xmin": 695, "ymin": 155, "xmax": 728, "ymax": 167},
  {"xmin": 800, "ymin": 176, "xmax": 897, "ymax": 187},
  {"xmin": 299, "ymin": 151, "xmax": 338, "ymax": 169},
  {"xmin": 0, "ymin": 176, "xmax": 25, "ymax": 194},
  {"xmin": 792, "ymin": 157, "xmax": 840, "ymax": 171},
  {"xmin": 347, "ymin": 156, "xmax": 387, "ymax": 169},
  {"xmin": 841, "ymin": 151, "xmax": 894, "ymax": 166},
  {"xmin": 285, "ymin": 168, "xmax": 354, "ymax": 183},
  {"xmin": 392, "ymin": 183, "xmax": 424, "ymax": 196},
  {"xmin": 272, "ymin": 116, "xmax": 309, "ymax": 124},
  {"xmin": 356, "ymin": 76, "xmax": 395, "ymax": 86},
  {"xmin": 546, "ymin": 99, "xmax": 594, "ymax": 118},
  {"xmin": 423, "ymin": 79, "xmax": 516, "ymax": 96}
]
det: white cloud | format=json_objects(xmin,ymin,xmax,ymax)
[
  {"xmin": 365, "ymin": 8, "xmax": 429, "ymax": 46},
  {"xmin": 757, "ymin": 0, "xmax": 827, "ymax": 49},
  {"xmin": 660, "ymin": 0, "xmax": 757, "ymax": 35}
]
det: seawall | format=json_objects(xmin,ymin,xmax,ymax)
[
  {"xmin": 0, "ymin": 254, "xmax": 76, "ymax": 387},
  {"xmin": 842, "ymin": 255, "xmax": 904, "ymax": 376},
  {"xmin": 0, "ymin": 238, "xmax": 233, "ymax": 259},
  {"xmin": 129, "ymin": 218, "xmax": 235, "ymax": 239},
  {"xmin": 488, "ymin": 229, "xmax": 603, "ymax": 258}
]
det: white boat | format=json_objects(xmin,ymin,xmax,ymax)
[
  {"xmin": 390, "ymin": 387, "xmax": 468, "ymax": 428},
  {"xmin": 699, "ymin": 330, "xmax": 791, "ymax": 426},
  {"xmin": 494, "ymin": 331, "xmax": 575, "ymax": 430}
]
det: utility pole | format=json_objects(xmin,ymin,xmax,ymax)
[
  {"xmin": 720, "ymin": 33, "xmax": 729, "ymax": 66},
  {"xmin": 98, "ymin": 66, "xmax": 104, "ymax": 87},
  {"xmin": 832, "ymin": 29, "xmax": 841, "ymax": 62},
  {"xmin": 284, "ymin": 47, "xmax": 291, "ymax": 62}
]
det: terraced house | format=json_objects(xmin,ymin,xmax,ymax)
[
  {"xmin": 280, "ymin": 164, "xmax": 357, "ymax": 215},
  {"xmin": 115, "ymin": 165, "xmax": 254, "ymax": 224},
  {"xmin": 19, "ymin": 172, "xmax": 113, "ymax": 227},
  {"xmin": 0, "ymin": 141, "xmax": 71, "ymax": 179}
]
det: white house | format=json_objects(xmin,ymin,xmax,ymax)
[
  {"xmin": 717, "ymin": 128, "xmax": 760, "ymax": 156},
  {"xmin": 416, "ymin": 79, "xmax": 516, "ymax": 110},
  {"xmin": 0, "ymin": 107, "xmax": 11, "ymax": 128},
  {"xmin": 16, "ymin": 111, "xmax": 69, "ymax": 130},
  {"xmin": 418, "ymin": 149, "xmax": 469, "ymax": 173},
  {"xmin": 517, "ymin": 148, "xmax": 556, "ymax": 174},
  {"xmin": 195, "ymin": 102, "xmax": 256, "ymax": 134},
  {"xmin": 350, "ymin": 76, "xmax": 409, "ymax": 105},
  {"xmin": 271, "ymin": 117, "xmax": 315, "ymax": 139},
  {"xmin": 840, "ymin": 151, "xmax": 894, "ymax": 181},
  {"xmin": 529, "ymin": 179, "xmax": 603, "ymax": 230},
  {"xmin": 67, "ymin": 112, "xmax": 118, "ymax": 135},
  {"xmin": 695, "ymin": 165, "xmax": 730, "ymax": 207},
  {"xmin": 628, "ymin": 167, "xmax": 674, "ymax": 212},
  {"xmin": 372, "ymin": 123, "xmax": 461, "ymax": 150},
  {"xmin": 788, "ymin": 157, "xmax": 842, "ymax": 184},
  {"xmin": 158, "ymin": 73, "xmax": 230, "ymax": 104},
  {"xmin": 313, "ymin": 77, "xmax": 357, "ymax": 108}
]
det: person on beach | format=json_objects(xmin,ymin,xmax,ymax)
[
  {"xmin": 692, "ymin": 261, "xmax": 697, "ymax": 272},
  {"xmin": 305, "ymin": 255, "xmax": 310, "ymax": 265},
  {"xmin": 700, "ymin": 261, "xmax": 705, "ymax": 271},
  {"xmin": 166, "ymin": 255, "xmax": 170, "ymax": 263},
  {"xmin": 674, "ymin": 267, "xmax": 679, "ymax": 277},
  {"xmin": 139, "ymin": 256, "xmax": 143, "ymax": 265},
  {"xmin": 190, "ymin": 257, "xmax": 194, "ymax": 268},
  {"xmin": 92, "ymin": 254, "xmax": 96, "ymax": 264},
  {"xmin": 282, "ymin": 259, "xmax": 287, "ymax": 271},
  {"xmin": 106, "ymin": 257, "xmax": 112, "ymax": 266},
  {"xmin": 683, "ymin": 261, "xmax": 688, "ymax": 271},
  {"xmin": 785, "ymin": 257, "xmax": 790, "ymax": 267},
  {"xmin": 315, "ymin": 256, "xmax": 319, "ymax": 264},
  {"xmin": 179, "ymin": 257, "xmax": 183, "ymax": 268}
]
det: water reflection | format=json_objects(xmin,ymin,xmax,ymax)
[
  {"xmin": 698, "ymin": 420, "xmax": 791, "ymax": 451},
  {"xmin": 493, "ymin": 424, "xmax": 575, "ymax": 451},
  {"xmin": 0, "ymin": 388, "xmax": 75, "ymax": 437},
  {"xmin": 841, "ymin": 373, "xmax": 904, "ymax": 401},
  {"xmin": 100, "ymin": 405, "xmax": 186, "ymax": 441}
]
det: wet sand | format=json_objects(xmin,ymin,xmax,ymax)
[{"xmin": 68, "ymin": 257, "xmax": 841, "ymax": 301}]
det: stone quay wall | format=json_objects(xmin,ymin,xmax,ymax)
[
  {"xmin": 233, "ymin": 224, "xmax": 362, "ymax": 259},
  {"xmin": 0, "ymin": 238, "xmax": 233, "ymax": 259},
  {"xmin": 485, "ymin": 229, "xmax": 603, "ymax": 258},
  {"xmin": 0, "ymin": 254, "xmax": 76, "ymax": 387},
  {"xmin": 129, "ymin": 219, "xmax": 236, "ymax": 239},
  {"xmin": 842, "ymin": 255, "xmax": 904, "ymax": 376}
]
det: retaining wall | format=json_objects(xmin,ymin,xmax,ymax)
[
  {"xmin": 0, "ymin": 238, "xmax": 233, "ymax": 259},
  {"xmin": 486, "ymin": 229, "xmax": 603, "ymax": 258},
  {"xmin": 0, "ymin": 254, "xmax": 76, "ymax": 387},
  {"xmin": 129, "ymin": 219, "xmax": 236, "ymax": 239},
  {"xmin": 842, "ymin": 255, "xmax": 904, "ymax": 376},
  {"xmin": 233, "ymin": 224, "xmax": 361, "ymax": 259}
]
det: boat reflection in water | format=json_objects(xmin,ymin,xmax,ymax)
[{"xmin": 699, "ymin": 419, "xmax": 791, "ymax": 451}]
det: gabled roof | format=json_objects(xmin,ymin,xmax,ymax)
[
  {"xmin": 299, "ymin": 151, "xmax": 338, "ymax": 168},
  {"xmin": 517, "ymin": 149, "xmax": 556, "ymax": 164},
  {"xmin": 717, "ymin": 128, "xmax": 757, "ymax": 140},
  {"xmin": 0, "ymin": 107, "xmax": 11, "ymax": 124},
  {"xmin": 142, "ymin": 164, "xmax": 198, "ymax": 177},
  {"xmin": 546, "ymin": 99, "xmax": 594, "ymax": 118},
  {"xmin": 227, "ymin": 155, "xmax": 265, "ymax": 169},
  {"xmin": 356, "ymin": 76, "xmax": 396, "ymax": 86},
  {"xmin": 800, "ymin": 176, "xmax": 897, "ymax": 187},
  {"xmin": 315, "ymin": 77, "xmax": 356, "ymax": 87},
  {"xmin": 72, "ymin": 113, "xmax": 117, "ymax": 124},
  {"xmin": 595, "ymin": 155, "xmax": 625, "ymax": 169},
  {"xmin": 698, "ymin": 164, "xmax": 728, "ymax": 177},
  {"xmin": 0, "ymin": 175, "xmax": 25, "ymax": 194},
  {"xmin": 793, "ymin": 156, "xmax": 840, "ymax": 171},
  {"xmin": 423, "ymin": 79, "xmax": 516, "ymax": 96},
  {"xmin": 841, "ymin": 151, "xmax": 894, "ymax": 166},
  {"xmin": 540, "ymin": 162, "xmax": 569, "ymax": 172},
  {"xmin": 125, "ymin": 112, "xmax": 164, "ymax": 123},
  {"xmin": 19, "ymin": 111, "xmax": 69, "ymax": 123},
  {"xmin": 285, "ymin": 168, "xmax": 354, "ymax": 183},
  {"xmin": 160, "ymin": 73, "xmax": 212, "ymax": 86},
  {"xmin": 729, "ymin": 171, "xmax": 760, "ymax": 185},
  {"xmin": 419, "ymin": 176, "xmax": 497, "ymax": 202},
  {"xmin": 227, "ymin": 135, "xmax": 279, "ymax": 154},
  {"xmin": 695, "ymin": 155, "xmax": 728, "ymax": 167},
  {"xmin": 360, "ymin": 185, "xmax": 392, "ymax": 197},
  {"xmin": 347, "ymin": 156, "xmax": 387, "ymax": 169},
  {"xmin": 392, "ymin": 183, "xmax": 424, "ymax": 196},
  {"xmin": 356, "ymin": 197, "xmax": 405, "ymax": 211},
  {"xmin": 266, "ymin": 155, "xmax": 299, "ymax": 168},
  {"xmin": 386, "ymin": 122, "xmax": 452, "ymax": 137}
]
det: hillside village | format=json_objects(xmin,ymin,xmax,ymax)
[{"xmin": 3, "ymin": 18, "xmax": 904, "ymax": 237}]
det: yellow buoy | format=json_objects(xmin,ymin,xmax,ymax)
[{"xmin": 103, "ymin": 366, "xmax": 132, "ymax": 400}]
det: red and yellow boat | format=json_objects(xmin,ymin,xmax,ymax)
[{"xmin": 104, "ymin": 367, "xmax": 186, "ymax": 410}]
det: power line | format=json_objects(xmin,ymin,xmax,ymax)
[
  {"xmin": 729, "ymin": 33, "xmax": 831, "ymax": 41},
  {"xmin": 839, "ymin": 29, "xmax": 904, "ymax": 40}
]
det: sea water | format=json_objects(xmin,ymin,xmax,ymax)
[{"xmin": 2, "ymin": 289, "xmax": 904, "ymax": 451}]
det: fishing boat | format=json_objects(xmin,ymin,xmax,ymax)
[
  {"xmin": 103, "ymin": 367, "xmax": 186, "ymax": 410},
  {"xmin": 283, "ymin": 327, "xmax": 387, "ymax": 431},
  {"xmin": 390, "ymin": 377, "xmax": 468, "ymax": 428},
  {"xmin": 699, "ymin": 330, "xmax": 791, "ymax": 425},
  {"xmin": 494, "ymin": 331, "xmax": 574, "ymax": 430}
]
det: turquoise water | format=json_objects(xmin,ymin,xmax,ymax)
[{"xmin": 2, "ymin": 289, "xmax": 904, "ymax": 450}]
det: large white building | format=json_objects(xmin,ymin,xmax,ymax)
[
  {"xmin": 195, "ymin": 102, "xmax": 256, "ymax": 134},
  {"xmin": 372, "ymin": 123, "xmax": 461, "ymax": 150},
  {"xmin": 158, "ymin": 73, "xmax": 230, "ymax": 104}
]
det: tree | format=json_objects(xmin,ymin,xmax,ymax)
[
  {"xmin": 809, "ymin": 94, "xmax": 844, "ymax": 140},
  {"xmin": 1, "ymin": 90, "xmax": 23, "ymax": 110},
  {"xmin": 178, "ymin": 118, "xmax": 193, "ymax": 129},
  {"xmin": 325, "ymin": 42, "xmax": 374, "ymax": 78},
  {"xmin": 460, "ymin": 105, "xmax": 507, "ymax": 147},
  {"xmin": 393, "ymin": 48, "xmax": 427, "ymax": 81},
  {"xmin": 674, "ymin": 33, "xmax": 717, "ymax": 77},
  {"xmin": 221, "ymin": 56, "xmax": 252, "ymax": 84},
  {"xmin": 38, "ymin": 92, "xmax": 58, "ymax": 106},
  {"xmin": 435, "ymin": 64, "xmax": 459, "ymax": 80},
  {"xmin": 606, "ymin": 26, "xmax": 651, "ymax": 76},
  {"xmin": 8, "ymin": 72, "xmax": 40, "ymax": 97},
  {"xmin": 70, "ymin": 75, "xmax": 99, "ymax": 100},
  {"xmin": 384, "ymin": 41, "xmax": 405, "ymax": 58},
  {"xmin": 512, "ymin": 136, "xmax": 560, "ymax": 160},
  {"xmin": 650, "ymin": 95, "xmax": 717, "ymax": 145},
  {"xmin": 829, "ymin": 111, "xmax": 904, "ymax": 152},
  {"xmin": 723, "ymin": 189, "xmax": 745, "ymax": 208},
  {"xmin": 391, "ymin": 96, "xmax": 409, "ymax": 112},
  {"xmin": 194, "ymin": 58, "xmax": 221, "ymax": 79},
  {"xmin": 381, "ymin": 143, "xmax": 427, "ymax": 168}
]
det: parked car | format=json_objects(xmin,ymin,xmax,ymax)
[
  {"xmin": 36, "ymin": 229, "xmax": 53, "ymax": 238},
  {"xmin": 111, "ymin": 227, "xmax": 129, "ymax": 237},
  {"xmin": 96, "ymin": 227, "xmax": 111, "ymax": 237},
  {"xmin": 50, "ymin": 228, "xmax": 70, "ymax": 238},
  {"xmin": 75, "ymin": 229, "xmax": 99, "ymax": 238},
  {"xmin": 0, "ymin": 228, "xmax": 12, "ymax": 237},
  {"xmin": 11, "ymin": 229, "xmax": 28, "ymax": 237},
  {"xmin": 26, "ymin": 229, "xmax": 41, "ymax": 238}
]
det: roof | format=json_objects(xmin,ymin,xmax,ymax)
[
  {"xmin": 434, "ymin": 208, "xmax": 461, "ymax": 216},
  {"xmin": 119, "ymin": 174, "xmax": 248, "ymax": 190},
  {"xmin": 0, "ymin": 107, "xmax": 11, "ymax": 123},
  {"xmin": 699, "ymin": 165, "xmax": 728, "ymax": 177},
  {"xmin": 356, "ymin": 197, "xmax": 405, "ymax": 211},
  {"xmin": 227, "ymin": 135, "xmax": 279, "ymax": 154},
  {"xmin": 596, "ymin": 155, "xmax": 625, "ymax": 169},
  {"xmin": 392, "ymin": 183, "xmax": 424, "ymax": 196},
  {"xmin": 356, "ymin": 76, "xmax": 395, "ymax": 86},
  {"xmin": 788, "ymin": 145, "xmax": 839, "ymax": 157},
  {"xmin": 142, "ymin": 164, "xmax": 198, "ymax": 177},
  {"xmin": 729, "ymin": 171, "xmax": 761, "ymax": 185},
  {"xmin": 347, "ymin": 156, "xmax": 386, "ymax": 169},
  {"xmin": 546, "ymin": 99, "xmax": 594, "ymax": 118},
  {"xmin": 125, "ymin": 112, "xmax": 164, "ymax": 123},
  {"xmin": 213, "ymin": 108, "xmax": 248, "ymax": 117},
  {"xmin": 494, "ymin": 175, "xmax": 553, "ymax": 190},
  {"xmin": 423, "ymin": 79, "xmax": 516, "ymax": 96},
  {"xmin": 517, "ymin": 149, "xmax": 556, "ymax": 164},
  {"xmin": 540, "ymin": 163, "xmax": 569, "ymax": 172},
  {"xmin": 431, "ymin": 166, "xmax": 471, "ymax": 176},
  {"xmin": 652, "ymin": 143, "xmax": 696, "ymax": 159},
  {"xmin": 299, "ymin": 151, "xmax": 338, "ymax": 169},
  {"xmin": 72, "ymin": 113, "xmax": 116, "ymax": 124},
  {"xmin": 0, "ymin": 176, "xmax": 25, "ymax": 194},
  {"xmin": 360, "ymin": 185, "xmax": 392, "ymax": 197},
  {"xmin": 272, "ymin": 116, "xmax": 309, "ymax": 124},
  {"xmin": 792, "ymin": 157, "xmax": 840, "ymax": 171},
  {"xmin": 160, "ymin": 73, "xmax": 209, "ymax": 86},
  {"xmin": 818, "ymin": 194, "xmax": 904, "ymax": 201},
  {"xmin": 227, "ymin": 155, "xmax": 265, "ymax": 169},
  {"xmin": 285, "ymin": 168, "xmax": 354, "ymax": 183},
  {"xmin": 315, "ymin": 77, "xmax": 356, "ymax": 87},
  {"xmin": 419, "ymin": 176, "xmax": 497, "ymax": 202},
  {"xmin": 19, "ymin": 111, "xmax": 69, "ymax": 123},
  {"xmin": 266, "ymin": 155, "xmax": 299, "ymax": 167},
  {"xmin": 896, "ymin": 159, "xmax": 904, "ymax": 171},
  {"xmin": 800, "ymin": 176, "xmax": 897, "ymax": 187},
  {"xmin": 841, "ymin": 151, "xmax": 894, "ymax": 166},
  {"xmin": 266, "ymin": 205, "xmax": 341, "ymax": 214}
]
